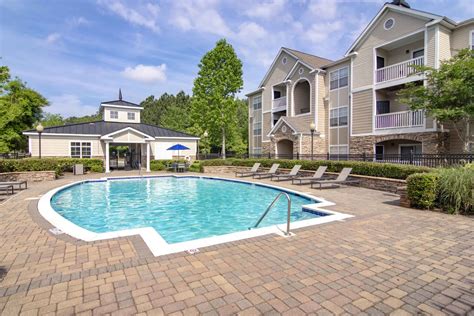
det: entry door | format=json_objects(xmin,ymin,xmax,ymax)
[
  {"xmin": 376, "ymin": 56, "xmax": 385, "ymax": 69},
  {"xmin": 375, "ymin": 145, "xmax": 384, "ymax": 161},
  {"xmin": 376, "ymin": 101, "xmax": 390, "ymax": 115}
]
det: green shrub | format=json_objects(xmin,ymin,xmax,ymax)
[
  {"xmin": 0, "ymin": 158, "xmax": 104, "ymax": 176},
  {"xmin": 150, "ymin": 159, "xmax": 189, "ymax": 172},
  {"xmin": 189, "ymin": 160, "xmax": 202, "ymax": 172},
  {"xmin": 406, "ymin": 173, "xmax": 439, "ymax": 209},
  {"xmin": 201, "ymin": 158, "xmax": 432, "ymax": 180},
  {"xmin": 436, "ymin": 166, "xmax": 473, "ymax": 215}
]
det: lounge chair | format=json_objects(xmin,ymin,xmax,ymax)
[
  {"xmin": 271, "ymin": 165, "xmax": 302, "ymax": 181},
  {"xmin": 252, "ymin": 164, "xmax": 280, "ymax": 179},
  {"xmin": 235, "ymin": 163, "xmax": 261, "ymax": 177},
  {"xmin": 292, "ymin": 166, "xmax": 327, "ymax": 185},
  {"xmin": 0, "ymin": 180, "xmax": 27, "ymax": 190},
  {"xmin": 0, "ymin": 184, "xmax": 14, "ymax": 195},
  {"xmin": 310, "ymin": 168, "xmax": 359, "ymax": 189}
]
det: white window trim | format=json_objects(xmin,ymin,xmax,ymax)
[
  {"xmin": 69, "ymin": 141, "xmax": 93, "ymax": 159},
  {"xmin": 329, "ymin": 67, "xmax": 349, "ymax": 91},
  {"xmin": 291, "ymin": 78, "xmax": 312, "ymax": 117},
  {"xmin": 329, "ymin": 105, "xmax": 349, "ymax": 129},
  {"xmin": 384, "ymin": 18, "xmax": 395, "ymax": 30},
  {"xmin": 412, "ymin": 47, "xmax": 424, "ymax": 59},
  {"xmin": 110, "ymin": 110, "xmax": 119, "ymax": 120},
  {"xmin": 470, "ymin": 30, "xmax": 474, "ymax": 50},
  {"xmin": 127, "ymin": 112, "xmax": 136, "ymax": 120}
]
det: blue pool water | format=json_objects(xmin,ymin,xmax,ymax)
[{"xmin": 50, "ymin": 177, "xmax": 325, "ymax": 244}]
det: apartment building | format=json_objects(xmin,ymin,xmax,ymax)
[{"xmin": 247, "ymin": 0, "xmax": 473, "ymax": 158}]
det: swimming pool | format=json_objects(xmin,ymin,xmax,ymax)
[{"xmin": 39, "ymin": 175, "xmax": 352, "ymax": 256}]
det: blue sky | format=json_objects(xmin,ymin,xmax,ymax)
[{"xmin": 1, "ymin": 0, "xmax": 472, "ymax": 117}]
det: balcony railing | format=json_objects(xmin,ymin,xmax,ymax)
[
  {"xmin": 375, "ymin": 110, "xmax": 425, "ymax": 129},
  {"xmin": 375, "ymin": 56, "xmax": 424, "ymax": 83},
  {"xmin": 272, "ymin": 97, "xmax": 287, "ymax": 110}
]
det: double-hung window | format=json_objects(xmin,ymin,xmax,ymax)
[
  {"xmin": 330, "ymin": 67, "xmax": 349, "ymax": 90},
  {"xmin": 71, "ymin": 142, "xmax": 92, "ymax": 158},
  {"xmin": 252, "ymin": 95, "xmax": 262, "ymax": 110},
  {"xmin": 127, "ymin": 112, "xmax": 135, "ymax": 120},
  {"xmin": 330, "ymin": 106, "xmax": 348, "ymax": 127},
  {"xmin": 110, "ymin": 111, "xmax": 118, "ymax": 119}
]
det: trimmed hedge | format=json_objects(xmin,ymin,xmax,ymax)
[
  {"xmin": 406, "ymin": 173, "xmax": 439, "ymax": 209},
  {"xmin": 0, "ymin": 158, "xmax": 104, "ymax": 175},
  {"xmin": 150, "ymin": 159, "xmax": 187, "ymax": 171},
  {"xmin": 200, "ymin": 158, "xmax": 432, "ymax": 180}
]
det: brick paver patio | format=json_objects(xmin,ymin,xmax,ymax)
[{"xmin": 0, "ymin": 171, "xmax": 473, "ymax": 315}]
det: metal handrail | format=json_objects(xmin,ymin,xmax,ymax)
[{"xmin": 251, "ymin": 192, "xmax": 291, "ymax": 235}]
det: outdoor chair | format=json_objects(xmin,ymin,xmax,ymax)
[
  {"xmin": 0, "ymin": 180, "xmax": 27, "ymax": 190},
  {"xmin": 177, "ymin": 163, "xmax": 187, "ymax": 173},
  {"xmin": 310, "ymin": 168, "xmax": 360, "ymax": 189},
  {"xmin": 235, "ymin": 163, "xmax": 261, "ymax": 177},
  {"xmin": 271, "ymin": 165, "xmax": 302, "ymax": 181},
  {"xmin": 252, "ymin": 164, "xmax": 280, "ymax": 179},
  {"xmin": 292, "ymin": 166, "xmax": 328, "ymax": 185}
]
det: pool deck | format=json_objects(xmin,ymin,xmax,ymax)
[{"xmin": 0, "ymin": 171, "xmax": 473, "ymax": 315}]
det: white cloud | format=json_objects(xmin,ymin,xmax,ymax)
[
  {"xmin": 245, "ymin": 0, "xmax": 287, "ymax": 19},
  {"xmin": 98, "ymin": 0, "xmax": 160, "ymax": 32},
  {"xmin": 122, "ymin": 64, "xmax": 167, "ymax": 83},
  {"xmin": 305, "ymin": 21, "xmax": 343, "ymax": 43},
  {"xmin": 45, "ymin": 33, "xmax": 61, "ymax": 44},
  {"xmin": 67, "ymin": 16, "xmax": 90, "ymax": 27},
  {"xmin": 169, "ymin": 1, "xmax": 232, "ymax": 37},
  {"xmin": 308, "ymin": 0, "xmax": 338, "ymax": 20},
  {"xmin": 48, "ymin": 94, "xmax": 98, "ymax": 117},
  {"xmin": 236, "ymin": 22, "xmax": 268, "ymax": 42}
]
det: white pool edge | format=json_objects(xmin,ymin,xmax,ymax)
[{"xmin": 38, "ymin": 174, "xmax": 353, "ymax": 257}]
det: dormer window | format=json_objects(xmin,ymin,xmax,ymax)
[
  {"xmin": 127, "ymin": 112, "xmax": 136, "ymax": 120},
  {"xmin": 384, "ymin": 18, "xmax": 395, "ymax": 30},
  {"xmin": 110, "ymin": 111, "xmax": 118, "ymax": 119}
]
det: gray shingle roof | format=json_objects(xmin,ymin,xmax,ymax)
[
  {"xmin": 101, "ymin": 100, "xmax": 142, "ymax": 107},
  {"xmin": 25, "ymin": 121, "xmax": 197, "ymax": 138},
  {"xmin": 284, "ymin": 48, "xmax": 333, "ymax": 69}
]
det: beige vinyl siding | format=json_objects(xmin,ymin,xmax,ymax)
[
  {"xmin": 426, "ymin": 26, "xmax": 436, "ymax": 67},
  {"xmin": 104, "ymin": 108, "xmax": 141, "ymax": 123},
  {"xmin": 450, "ymin": 23, "xmax": 474, "ymax": 55},
  {"xmin": 261, "ymin": 51, "xmax": 297, "ymax": 140},
  {"xmin": 352, "ymin": 11, "xmax": 428, "ymax": 89},
  {"xmin": 385, "ymin": 39, "xmax": 424, "ymax": 65},
  {"xmin": 316, "ymin": 73, "xmax": 327, "ymax": 143},
  {"xmin": 376, "ymin": 89, "xmax": 408, "ymax": 112},
  {"xmin": 113, "ymin": 130, "xmax": 147, "ymax": 142},
  {"xmin": 262, "ymin": 112, "xmax": 272, "ymax": 141},
  {"xmin": 352, "ymin": 90, "xmax": 373, "ymax": 134},
  {"xmin": 29, "ymin": 136, "xmax": 103, "ymax": 158},
  {"xmin": 439, "ymin": 27, "xmax": 452, "ymax": 62}
]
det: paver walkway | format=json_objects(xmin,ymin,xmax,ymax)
[{"xmin": 0, "ymin": 171, "xmax": 473, "ymax": 315}]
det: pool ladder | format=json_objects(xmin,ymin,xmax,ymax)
[{"xmin": 251, "ymin": 192, "xmax": 291, "ymax": 236}]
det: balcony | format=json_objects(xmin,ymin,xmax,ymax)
[
  {"xmin": 375, "ymin": 57, "xmax": 424, "ymax": 84},
  {"xmin": 375, "ymin": 110, "xmax": 425, "ymax": 130},
  {"xmin": 272, "ymin": 97, "xmax": 287, "ymax": 112}
]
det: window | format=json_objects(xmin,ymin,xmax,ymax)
[
  {"xmin": 329, "ymin": 145, "xmax": 349, "ymax": 159},
  {"xmin": 330, "ymin": 67, "xmax": 349, "ymax": 90},
  {"xmin": 282, "ymin": 57, "xmax": 287, "ymax": 64},
  {"xmin": 298, "ymin": 67, "xmax": 304, "ymax": 74},
  {"xmin": 252, "ymin": 95, "xmax": 262, "ymax": 110},
  {"xmin": 253, "ymin": 122, "xmax": 262, "ymax": 136},
  {"xmin": 110, "ymin": 111, "xmax": 118, "ymax": 119},
  {"xmin": 412, "ymin": 49, "xmax": 424, "ymax": 59},
  {"xmin": 71, "ymin": 142, "xmax": 92, "ymax": 158},
  {"xmin": 127, "ymin": 112, "xmax": 135, "ymax": 120},
  {"xmin": 384, "ymin": 18, "xmax": 394, "ymax": 30},
  {"xmin": 330, "ymin": 106, "xmax": 348, "ymax": 127},
  {"xmin": 71, "ymin": 142, "xmax": 81, "ymax": 158},
  {"xmin": 471, "ymin": 31, "xmax": 474, "ymax": 50}
]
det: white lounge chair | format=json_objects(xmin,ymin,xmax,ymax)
[{"xmin": 0, "ymin": 180, "xmax": 27, "ymax": 190}]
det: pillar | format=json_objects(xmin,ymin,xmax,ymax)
[
  {"xmin": 146, "ymin": 142, "xmax": 151, "ymax": 172},
  {"xmin": 105, "ymin": 142, "xmax": 110, "ymax": 173}
]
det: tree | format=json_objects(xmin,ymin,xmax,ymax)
[
  {"xmin": 398, "ymin": 49, "xmax": 474, "ymax": 152},
  {"xmin": 64, "ymin": 112, "xmax": 102, "ymax": 124},
  {"xmin": 42, "ymin": 113, "xmax": 65, "ymax": 127},
  {"xmin": 0, "ymin": 65, "xmax": 48, "ymax": 152},
  {"xmin": 190, "ymin": 39, "xmax": 243, "ymax": 158},
  {"xmin": 141, "ymin": 91, "xmax": 192, "ymax": 132}
]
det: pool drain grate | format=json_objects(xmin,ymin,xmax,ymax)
[{"xmin": 49, "ymin": 227, "xmax": 64, "ymax": 235}]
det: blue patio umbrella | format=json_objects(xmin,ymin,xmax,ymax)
[{"xmin": 167, "ymin": 143, "xmax": 190, "ymax": 159}]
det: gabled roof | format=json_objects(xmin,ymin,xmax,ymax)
[
  {"xmin": 100, "ymin": 99, "xmax": 142, "ymax": 108},
  {"xmin": 345, "ymin": 3, "xmax": 457, "ymax": 55},
  {"xmin": 268, "ymin": 116, "xmax": 320, "ymax": 135},
  {"xmin": 100, "ymin": 127, "xmax": 155, "ymax": 140},
  {"xmin": 258, "ymin": 47, "xmax": 332, "ymax": 88},
  {"xmin": 283, "ymin": 48, "xmax": 333, "ymax": 69},
  {"xmin": 24, "ymin": 121, "xmax": 198, "ymax": 138}
]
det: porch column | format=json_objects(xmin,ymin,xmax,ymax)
[
  {"xmin": 105, "ymin": 142, "xmax": 110, "ymax": 173},
  {"xmin": 146, "ymin": 142, "xmax": 151, "ymax": 172}
]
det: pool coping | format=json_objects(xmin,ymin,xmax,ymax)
[{"xmin": 37, "ymin": 175, "xmax": 354, "ymax": 257}]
